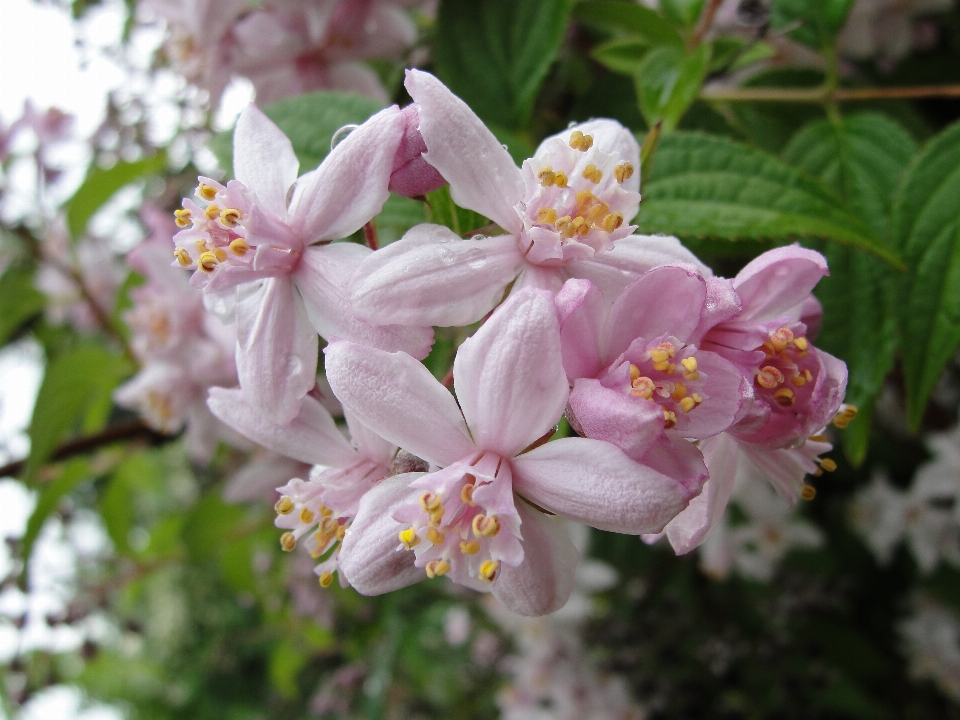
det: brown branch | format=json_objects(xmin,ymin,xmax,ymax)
[
  {"xmin": 700, "ymin": 84, "xmax": 960, "ymax": 103},
  {"xmin": 690, "ymin": 0, "xmax": 724, "ymax": 48},
  {"xmin": 0, "ymin": 419, "xmax": 166, "ymax": 479}
]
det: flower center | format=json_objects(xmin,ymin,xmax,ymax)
[
  {"xmin": 751, "ymin": 326, "xmax": 816, "ymax": 411},
  {"xmin": 619, "ymin": 338, "xmax": 707, "ymax": 431}
]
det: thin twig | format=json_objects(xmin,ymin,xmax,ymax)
[
  {"xmin": 363, "ymin": 220, "xmax": 379, "ymax": 251},
  {"xmin": 700, "ymin": 84, "xmax": 960, "ymax": 103},
  {"xmin": 690, "ymin": 0, "xmax": 724, "ymax": 48}
]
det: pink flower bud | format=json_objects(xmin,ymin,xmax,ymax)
[{"xmin": 388, "ymin": 104, "xmax": 446, "ymax": 198}]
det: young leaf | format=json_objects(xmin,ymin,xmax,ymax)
[
  {"xmin": 891, "ymin": 120, "xmax": 960, "ymax": 430},
  {"xmin": 66, "ymin": 152, "xmax": 167, "ymax": 239},
  {"xmin": 635, "ymin": 45, "xmax": 711, "ymax": 131},
  {"xmin": 573, "ymin": 0, "xmax": 684, "ymax": 46},
  {"xmin": 770, "ymin": 0, "xmax": 856, "ymax": 49},
  {"xmin": 636, "ymin": 131, "xmax": 902, "ymax": 266},
  {"xmin": 434, "ymin": 0, "xmax": 575, "ymax": 129},
  {"xmin": 660, "ymin": 0, "xmax": 706, "ymax": 29},
  {"xmin": 591, "ymin": 37, "xmax": 650, "ymax": 76},
  {"xmin": 0, "ymin": 266, "xmax": 45, "ymax": 346}
]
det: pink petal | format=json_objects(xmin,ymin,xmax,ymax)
[
  {"xmin": 567, "ymin": 378, "xmax": 664, "ymax": 460},
  {"xmin": 689, "ymin": 277, "xmax": 742, "ymax": 345},
  {"xmin": 233, "ymin": 104, "xmax": 300, "ymax": 220},
  {"xmin": 603, "ymin": 264, "xmax": 707, "ymax": 361},
  {"xmin": 344, "ymin": 407, "xmax": 397, "ymax": 468},
  {"xmin": 512, "ymin": 437, "xmax": 692, "ymax": 534},
  {"xmin": 404, "ymin": 69, "xmax": 525, "ymax": 234},
  {"xmin": 676, "ymin": 352, "xmax": 752, "ymax": 439},
  {"xmin": 295, "ymin": 243, "xmax": 434, "ymax": 359},
  {"xmin": 555, "ymin": 278, "xmax": 605, "ymax": 381},
  {"xmin": 664, "ymin": 433, "xmax": 740, "ymax": 554},
  {"xmin": 350, "ymin": 224, "xmax": 524, "ymax": 327},
  {"xmin": 389, "ymin": 103, "xmax": 447, "ymax": 198},
  {"xmin": 338, "ymin": 473, "xmax": 426, "ymax": 594},
  {"xmin": 289, "ymin": 106, "xmax": 404, "ymax": 242},
  {"xmin": 324, "ymin": 340, "xmax": 474, "ymax": 467},
  {"xmin": 733, "ymin": 245, "xmax": 828, "ymax": 322},
  {"xmin": 537, "ymin": 119, "xmax": 641, "ymax": 193},
  {"xmin": 235, "ymin": 276, "xmax": 318, "ymax": 425},
  {"xmin": 491, "ymin": 500, "xmax": 579, "ymax": 616},
  {"xmin": 223, "ymin": 453, "xmax": 310, "ymax": 503},
  {"xmin": 207, "ymin": 387, "xmax": 357, "ymax": 468},
  {"xmin": 639, "ymin": 435, "xmax": 709, "ymax": 494},
  {"xmin": 453, "ymin": 289, "xmax": 569, "ymax": 457}
]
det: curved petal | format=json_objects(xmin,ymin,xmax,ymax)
[
  {"xmin": 567, "ymin": 378, "xmax": 664, "ymax": 460},
  {"xmin": 454, "ymin": 289, "xmax": 568, "ymax": 457},
  {"xmin": 235, "ymin": 277, "xmax": 318, "ymax": 425},
  {"xmin": 295, "ymin": 243, "xmax": 434, "ymax": 359},
  {"xmin": 223, "ymin": 454, "xmax": 310, "ymax": 503},
  {"xmin": 690, "ymin": 277, "xmax": 742, "ymax": 346},
  {"xmin": 491, "ymin": 500, "xmax": 579, "ymax": 616},
  {"xmin": 338, "ymin": 473, "xmax": 426, "ymax": 594},
  {"xmin": 512, "ymin": 437, "xmax": 691, "ymax": 534},
  {"xmin": 676, "ymin": 352, "xmax": 751, "ymax": 439},
  {"xmin": 208, "ymin": 387, "xmax": 357, "ymax": 468},
  {"xmin": 733, "ymin": 245, "xmax": 828, "ymax": 322},
  {"xmin": 344, "ymin": 407, "xmax": 397, "ymax": 468},
  {"xmin": 537, "ymin": 119, "xmax": 641, "ymax": 194},
  {"xmin": 555, "ymin": 278, "xmax": 605, "ymax": 381},
  {"xmin": 639, "ymin": 435, "xmax": 709, "ymax": 494},
  {"xmin": 233, "ymin": 103, "xmax": 300, "ymax": 219},
  {"xmin": 405, "ymin": 70, "xmax": 525, "ymax": 234},
  {"xmin": 603, "ymin": 264, "xmax": 707, "ymax": 360},
  {"xmin": 289, "ymin": 105, "xmax": 404, "ymax": 242},
  {"xmin": 350, "ymin": 224, "xmax": 524, "ymax": 327},
  {"xmin": 324, "ymin": 340, "xmax": 474, "ymax": 467}
]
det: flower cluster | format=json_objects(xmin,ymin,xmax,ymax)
[{"xmin": 165, "ymin": 69, "xmax": 848, "ymax": 615}]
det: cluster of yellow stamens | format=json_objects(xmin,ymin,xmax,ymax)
[
  {"xmin": 275, "ymin": 496, "xmax": 345, "ymax": 563},
  {"xmin": 627, "ymin": 343, "xmax": 705, "ymax": 423},
  {"xmin": 754, "ymin": 327, "xmax": 814, "ymax": 406},
  {"xmin": 171, "ymin": 183, "xmax": 248, "ymax": 273}
]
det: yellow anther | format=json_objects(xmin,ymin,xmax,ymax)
[
  {"xmin": 756, "ymin": 366, "xmax": 784, "ymax": 389},
  {"xmin": 681, "ymin": 357, "xmax": 698, "ymax": 373},
  {"xmin": 555, "ymin": 171, "xmax": 569, "ymax": 188},
  {"xmin": 310, "ymin": 539, "xmax": 330, "ymax": 558},
  {"xmin": 650, "ymin": 343, "xmax": 676, "ymax": 362},
  {"xmin": 419, "ymin": 492, "xmax": 443, "ymax": 513},
  {"xmin": 537, "ymin": 166, "xmax": 556, "ymax": 187},
  {"xmin": 679, "ymin": 396, "xmax": 696, "ymax": 413},
  {"xmin": 219, "ymin": 207, "xmax": 242, "ymax": 228},
  {"xmin": 800, "ymin": 485, "xmax": 817, "ymax": 501},
  {"xmin": 691, "ymin": 393, "xmax": 703, "ymax": 404},
  {"xmin": 336, "ymin": 523, "xmax": 347, "ymax": 541},
  {"xmin": 671, "ymin": 382, "xmax": 688, "ymax": 402},
  {"xmin": 280, "ymin": 532, "xmax": 296, "ymax": 552},
  {"xmin": 792, "ymin": 374, "xmax": 807, "ymax": 387},
  {"xmin": 174, "ymin": 247, "xmax": 192, "ymax": 267},
  {"xmin": 318, "ymin": 504, "xmax": 333, "ymax": 518},
  {"xmin": 299, "ymin": 507, "xmax": 315, "ymax": 524},
  {"xmin": 601, "ymin": 212, "xmax": 624, "ymax": 233},
  {"xmin": 809, "ymin": 434, "xmax": 828, "ymax": 443},
  {"xmin": 398, "ymin": 526, "xmax": 420, "ymax": 549},
  {"xmin": 198, "ymin": 252, "xmax": 219, "ymax": 273},
  {"xmin": 195, "ymin": 239, "xmax": 210, "ymax": 254},
  {"xmin": 631, "ymin": 376, "xmax": 655, "ymax": 400},
  {"xmin": 426, "ymin": 527, "xmax": 446, "ymax": 545},
  {"xmin": 317, "ymin": 517, "xmax": 337, "ymax": 536},
  {"xmin": 587, "ymin": 201, "xmax": 612, "ymax": 222},
  {"xmin": 425, "ymin": 559, "xmax": 450, "ymax": 578},
  {"xmin": 582, "ymin": 164, "xmax": 603, "ymax": 183},
  {"xmin": 275, "ymin": 497, "xmax": 294, "ymax": 515},
  {"xmin": 460, "ymin": 540, "xmax": 481, "ymax": 555},
  {"xmin": 663, "ymin": 410, "xmax": 677, "ymax": 429},
  {"xmin": 478, "ymin": 559, "xmax": 500, "ymax": 583},
  {"xmin": 429, "ymin": 507, "xmax": 445, "ymax": 526},
  {"xmin": 804, "ymin": 369, "xmax": 814, "ymax": 382},
  {"xmin": 461, "ymin": 483, "xmax": 476, "ymax": 507},
  {"xmin": 769, "ymin": 327, "xmax": 794, "ymax": 352},
  {"xmin": 537, "ymin": 207, "xmax": 558, "ymax": 225},
  {"xmin": 555, "ymin": 215, "xmax": 573, "ymax": 235},
  {"xmin": 629, "ymin": 364, "xmax": 641, "ymax": 382},
  {"xmin": 653, "ymin": 361, "xmax": 674, "ymax": 373},
  {"xmin": 773, "ymin": 388, "xmax": 796, "ymax": 407},
  {"xmin": 571, "ymin": 216, "xmax": 590, "ymax": 236},
  {"xmin": 472, "ymin": 514, "xmax": 501, "ymax": 538},
  {"xmin": 614, "ymin": 162, "xmax": 635, "ymax": 183},
  {"xmin": 197, "ymin": 183, "xmax": 218, "ymax": 201},
  {"xmin": 318, "ymin": 571, "xmax": 334, "ymax": 588},
  {"xmin": 174, "ymin": 208, "xmax": 192, "ymax": 228},
  {"xmin": 793, "ymin": 336, "xmax": 809, "ymax": 352},
  {"xmin": 213, "ymin": 247, "xmax": 227, "ymax": 262},
  {"xmin": 227, "ymin": 238, "xmax": 250, "ymax": 257},
  {"xmin": 820, "ymin": 458, "xmax": 838, "ymax": 472},
  {"xmin": 203, "ymin": 204, "xmax": 220, "ymax": 221},
  {"xmin": 569, "ymin": 130, "xmax": 594, "ymax": 151}
]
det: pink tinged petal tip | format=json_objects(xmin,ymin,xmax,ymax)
[
  {"xmin": 733, "ymin": 245, "xmax": 829, "ymax": 322},
  {"xmin": 233, "ymin": 103, "xmax": 300, "ymax": 220},
  {"xmin": 555, "ymin": 278, "xmax": 605, "ymax": 381}
]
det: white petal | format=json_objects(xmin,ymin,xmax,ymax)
[
  {"xmin": 233, "ymin": 104, "xmax": 300, "ymax": 219},
  {"xmin": 537, "ymin": 119, "xmax": 641, "ymax": 193}
]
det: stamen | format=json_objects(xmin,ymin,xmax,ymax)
[
  {"xmin": 275, "ymin": 497, "xmax": 294, "ymax": 515},
  {"xmin": 319, "ymin": 505, "xmax": 333, "ymax": 518},
  {"xmin": 629, "ymin": 364, "xmax": 641, "ymax": 381},
  {"xmin": 537, "ymin": 166, "xmax": 556, "ymax": 187},
  {"xmin": 203, "ymin": 204, "xmax": 220, "ymax": 221},
  {"xmin": 793, "ymin": 336, "xmax": 809, "ymax": 352},
  {"xmin": 426, "ymin": 527, "xmax": 445, "ymax": 545},
  {"xmin": 197, "ymin": 252, "xmax": 219, "ymax": 273},
  {"xmin": 614, "ymin": 162, "xmax": 635, "ymax": 183},
  {"xmin": 555, "ymin": 215, "xmax": 573, "ymax": 236},
  {"xmin": 197, "ymin": 183, "xmax": 218, "ymax": 201},
  {"xmin": 679, "ymin": 396, "xmax": 696, "ymax": 413},
  {"xmin": 800, "ymin": 485, "xmax": 817, "ymax": 501},
  {"xmin": 663, "ymin": 410, "xmax": 677, "ymax": 429},
  {"xmin": 773, "ymin": 388, "xmax": 795, "ymax": 406},
  {"xmin": 195, "ymin": 239, "xmax": 210, "ymax": 254},
  {"xmin": 554, "ymin": 171, "xmax": 569, "ymax": 188},
  {"xmin": 670, "ymin": 382, "xmax": 688, "ymax": 402},
  {"xmin": 229, "ymin": 238, "xmax": 250, "ymax": 256},
  {"xmin": 212, "ymin": 248, "xmax": 227, "ymax": 262},
  {"xmin": 336, "ymin": 524, "xmax": 347, "ymax": 541},
  {"xmin": 460, "ymin": 540, "xmax": 481, "ymax": 555},
  {"xmin": 429, "ymin": 507, "xmax": 445, "ymax": 526},
  {"xmin": 582, "ymin": 164, "xmax": 603, "ymax": 183},
  {"xmin": 460, "ymin": 483, "xmax": 476, "ymax": 507},
  {"xmin": 631, "ymin": 376, "xmax": 655, "ymax": 400},
  {"xmin": 756, "ymin": 366, "xmax": 784, "ymax": 389},
  {"xmin": 601, "ymin": 212, "xmax": 624, "ymax": 233},
  {"xmin": 571, "ymin": 217, "xmax": 589, "ymax": 236},
  {"xmin": 537, "ymin": 207, "xmax": 558, "ymax": 224},
  {"xmin": 569, "ymin": 130, "xmax": 594, "ymax": 151},
  {"xmin": 299, "ymin": 508, "xmax": 315, "ymax": 524},
  {"xmin": 472, "ymin": 514, "xmax": 501, "ymax": 537},
  {"xmin": 280, "ymin": 532, "xmax": 296, "ymax": 552},
  {"xmin": 425, "ymin": 559, "xmax": 450, "ymax": 578},
  {"xmin": 769, "ymin": 327, "xmax": 794, "ymax": 352},
  {"xmin": 691, "ymin": 393, "xmax": 703, "ymax": 404},
  {"xmin": 792, "ymin": 374, "xmax": 807, "ymax": 387},
  {"xmin": 318, "ymin": 571, "xmax": 334, "ymax": 588},
  {"xmin": 478, "ymin": 559, "xmax": 500, "ymax": 583},
  {"xmin": 419, "ymin": 492, "xmax": 443, "ymax": 513},
  {"xmin": 174, "ymin": 248, "xmax": 191, "ymax": 267},
  {"xmin": 832, "ymin": 405, "xmax": 858, "ymax": 429},
  {"xmin": 173, "ymin": 208, "xmax": 192, "ymax": 228},
  {"xmin": 219, "ymin": 207, "xmax": 242, "ymax": 228},
  {"xmin": 398, "ymin": 526, "xmax": 420, "ymax": 549},
  {"xmin": 819, "ymin": 458, "xmax": 837, "ymax": 472}
]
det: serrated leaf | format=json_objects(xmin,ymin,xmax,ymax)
[
  {"xmin": 434, "ymin": 0, "xmax": 574, "ymax": 129},
  {"xmin": 573, "ymin": 1, "xmax": 683, "ymax": 45},
  {"xmin": 636, "ymin": 131, "xmax": 903, "ymax": 266},
  {"xmin": 66, "ymin": 152, "xmax": 166, "ymax": 239},
  {"xmin": 210, "ymin": 92, "xmax": 387, "ymax": 175},
  {"xmin": 782, "ymin": 116, "xmax": 915, "ymax": 460},
  {"xmin": 23, "ymin": 344, "xmax": 132, "ymax": 483},
  {"xmin": 635, "ymin": 45, "xmax": 710, "ymax": 131},
  {"xmin": 21, "ymin": 458, "xmax": 91, "ymax": 572},
  {"xmin": 891, "ymin": 121, "xmax": 960, "ymax": 430},
  {"xmin": 592, "ymin": 37, "xmax": 650, "ymax": 75},
  {"xmin": 0, "ymin": 266, "xmax": 45, "ymax": 346}
]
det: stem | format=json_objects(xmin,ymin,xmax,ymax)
[
  {"xmin": 690, "ymin": 0, "xmax": 724, "ymax": 48},
  {"xmin": 700, "ymin": 84, "xmax": 960, "ymax": 102},
  {"xmin": 363, "ymin": 220, "xmax": 379, "ymax": 251}
]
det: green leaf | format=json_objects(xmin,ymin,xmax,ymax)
[
  {"xmin": 180, "ymin": 491, "xmax": 246, "ymax": 561},
  {"xmin": 634, "ymin": 45, "xmax": 710, "ymax": 131},
  {"xmin": 770, "ymin": 0, "xmax": 856, "ymax": 49},
  {"xmin": 434, "ymin": 0, "xmax": 574, "ymax": 128},
  {"xmin": 636, "ymin": 131, "xmax": 903, "ymax": 266},
  {"xmin": 891, "ymin": 120, "xmax": 960, "ymax": 430},
  {"xmin": 21, "ymin": 458, "xmax": 91, "ymax": 571},
  {"xmin": 211, "ymin": 91, "xmax": 387, "ymax": 175},
  {"xmin": 592, "ymin": 37, "xmax": 650, "ymax": 75},
  {"xmin": 376, "ymin": 195, "xmax": 428, "ymax": 244},
  {"xmin": 573, "ymin": 1, "xmax": 684, "ymax": 46},
  {"xmin": 425, "ymin": 186, "xmax": 490, "ymax": 236},
  {"xmin": 0, "ymin": 267, "xmax": 45, "ymax": 346},
  {"xmin": 66, "ymin": 152, "xmax": 166, "ymax": 239},
  {"xmin": 269, "ymin": 638, "xmax": 308, "ymax": 699},
  {"xmin": 101, "ymin": 451, "xmax": 165, "ymax": 556},
  {"xmin": 782, "ymin": 114, "xmax": 917, "ymax": 461},
  {"xmin": 660, "ymin": 0, "xmax": 706, "ymax": 29},
  {"xmin": 23, "ymin": 343, "xmax": 132, "ymax": 483}
]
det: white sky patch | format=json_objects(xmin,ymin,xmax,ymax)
[{"xmin": 0, "ymin": 340, "xmax": 44, "ymax": 465}]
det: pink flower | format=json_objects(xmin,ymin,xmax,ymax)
[
  {"xmin": 555, "ymin": 267, "xmax": 750, "ymax": 490},
  {"xmin": 325, "ymin": 288, "xmax": 697, "ymax": 616},
  {"xmin": 350, "ymin": 69, "xmax": 705, "ymax": 328},
  {"xmin": 207, "ymin": 386, "xmax": 416, "ymax": 590},
  {"xmin": 171, "ymin": 103, "xmax": 433, "ymax": 424}
]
